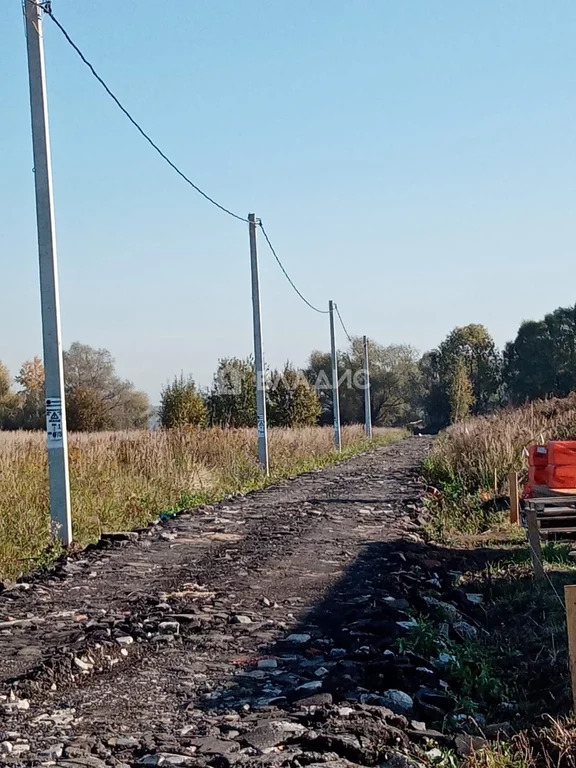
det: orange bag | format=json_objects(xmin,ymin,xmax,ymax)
[
  {"xmin": 529, "ymin": 466, "xmax": 548, "ymax": 486},
  {"xmin": 547, "ymin": 441, "xmax": 576, "ymax": 467},
  {"xmin": 548, "ymin": 463, "xmax": 576, "ymax": 489},
  {"xmin": 529, "ymin": 445, "xmax": 548, "ymax": 467}
]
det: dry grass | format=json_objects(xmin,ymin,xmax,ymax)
[
  {"xmin": 425, "ymin": 395, "xmax": 576, "ymax": 494},
  {"xmin": 458, "ymin": 719, "xmax": 576, "ymax": 768},
  {"xmin": 421, "ymin": 397, "xmax": 576, "ymax": 766},
  {"xmin": 0, "ymin": 425, "xmax": 403, "ymax": 580}
]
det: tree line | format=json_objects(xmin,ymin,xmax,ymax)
[
  {"xmin": 158, "ymin": 344, "xmax": 423, "ymax": 430},
  {"xmin": 421, "ymin": 303, "xmax": 576, "ymax": 430},
  {"xmin": 0, "ymin": 343, "xmax": 149, "ymax": 432},
  {"xmin": 2, "ymin": 302, "xmax": 576, "ymax": 433}
]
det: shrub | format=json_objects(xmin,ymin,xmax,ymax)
[
  {"xmin": 268, "ymin": 364, "xmax": 320, "ymax": 427},
  {"xmin": 159, "ymin": 374, "xmax": 208, "ymax": 428},
  {"xmin": 207, "ymin": 357, "xmax": 256, "ymax": 427}
]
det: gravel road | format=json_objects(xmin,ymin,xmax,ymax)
[{"xmin": 0, "ymin": 437, "xmax": 446, "ymax": 768}]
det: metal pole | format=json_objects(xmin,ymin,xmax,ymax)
[
  {"xmin": 248, "ymin": 214, "xmax": 269, "ymax": 474},
  {"xmin": 362, "ymin": 335, "xmax": 372, "ymax": 439},
  {"xmin": 329, "ymin": 301, "xmax": 342, "ymax": 452},
  {"xmin": 24, "ymin": 0, "xmax": 72, "ymax": 545}
]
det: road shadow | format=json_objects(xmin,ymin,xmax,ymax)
[{"xmin": 196, "ymin": 533, "xmax": 574, "ymax": 728}]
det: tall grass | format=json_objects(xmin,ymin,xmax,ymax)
[
  {"xmin": 0, "ymin": 425, "xmax": 403, "ymax": 580},
  {"xmin": 421, "ymin": 399, "xmax": 576, "ymax": 762},
  {"xmin": 425, "ymin": 395, "xmax": 576, "ymax": 495}
]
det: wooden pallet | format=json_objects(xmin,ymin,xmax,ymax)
[{"xmin": 523, "ymin": 496, "xmax": 576, "ymax": 537}]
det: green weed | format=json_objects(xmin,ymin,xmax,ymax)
[
  {"xmin": 448, "ymin": 641, "xmax": 510, "ymax": 707},
  {"xmin": 396, "ymin": 617, "xmax": 445, "ymax": 658}
]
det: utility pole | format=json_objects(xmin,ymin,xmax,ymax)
[
  {"xmin": 248, "ymin": 214, "xmax": 269, "ymax": 474},
  {"xmin": 24, "ymin": 0, "xmax": 72, "ymax": 545},
  {"xmin": 362, "ymin": 335, "xmax": 372, "ymax": 439},
  {"xmin": 329, "ymin": 301, "xmax": 342, "ymax": 452}
]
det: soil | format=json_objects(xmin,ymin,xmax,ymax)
[{"xmin": 0, "ymin": 437, "xmax": 526, "ymax": 767}]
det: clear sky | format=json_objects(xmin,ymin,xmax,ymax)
[{"xmin": 2, "ymin": 0, "xmax": 576, "ymax": 402}]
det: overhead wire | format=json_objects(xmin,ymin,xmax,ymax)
[
  {"xmin": 40, "ymin": 2, "xmax": 249, "ymax": 224},
  {"xmin": 36, "ymin": 1, "xmax": 351, "ymax": 327},
  {"xmin": 258, "ymin": 223, "xmax": 329, "ymax": 315},
  {"xmin": 335, "ymin": 303, "xmax": 353, "ymax": 342}
]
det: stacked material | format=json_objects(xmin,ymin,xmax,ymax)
[{"xmin": 525, "ymin": 441, "xmax": 576, "ymax": 497}]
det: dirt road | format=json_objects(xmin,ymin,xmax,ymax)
[{"xmin": 0, "ymin": 437, "xmax": 437, "ymax": 767}]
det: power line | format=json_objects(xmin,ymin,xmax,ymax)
[
  {"xmin": 335, "ymin": 303, "xmax": 353, "ymax": 342},
  {"xmin": 37, "ymin": 2, "xmax": 340, "ymax": 322},
  {"xmin": 258, "ymin": 223, "xmax": 329, "ymax": 314},
  {"xmin": 40, "ymin": 2, "xmax": 249, "ymax": 224}
]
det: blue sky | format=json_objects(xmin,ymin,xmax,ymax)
[{"xmin": 2, "ymin": 0, "xmax": 576, "ymax": 401}]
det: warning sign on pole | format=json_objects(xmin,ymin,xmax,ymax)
[{"xmin": 45, "ymin": 397, "xmax": 63, "ymax": 447}]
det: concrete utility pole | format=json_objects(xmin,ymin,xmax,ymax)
[
  {"xmin": 248, "ymin": 214, "xmax": 269, "ymax": 474},
  {"xmin": 329, "ymin": 301, "xmax": 342, "ymax": 452},
  {"xmin": 24, "ymin": 0, "xmax": 72, "ymax": 545},
  {"xmin": 362, "ymin": 335, "xmax": 372, "ymax": 439}
]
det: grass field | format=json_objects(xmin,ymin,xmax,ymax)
[
  {"xmin": 424, "ymin": 394, "xmax": 576, "ymax": 497},
  {"xmin": 0, "ymin": 425, "xmax": 403, "ymax": 580}
]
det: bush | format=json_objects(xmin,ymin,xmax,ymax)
[
  {"xmin": 207, "ymin": 357, "xmax": 256, "ymax": 428},
  {"xmin": 66, "ymin": 387, "xmax": 114, "ymax": 431},
  {"xmin": 159, "ymin": 374, "xmax": 207, "ymax": 428},
  {"xmin": 268, "ymin": 364, "xmax": 320, "ymax": 427}
]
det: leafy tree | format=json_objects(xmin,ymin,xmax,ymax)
[
  {"xmin": 114, "ymin": 390, "xmax": 151, "ymax": 429},
  {"xmin": 16, "ymin": 356, "xmax": 44, "ymax": 393},
  {"xmin": 15, "ymin": 357, "xmax": 45, "ymax": 430},
  {"xmin": 0, "ymin": 360, "xmax": 45, "ymax": 431},
  {"xmin": 0, "ymin": 361, "xmax": 10, "ymax": 400},
  {"xmin": 419, "ymin": 351, "xmax": 449, "ymax": 433},
  {"xmin": 207, "ymin": 357, "xmax": 256, "ymax": 427},
  {"xmin": 159, "ymin": 374, "xmax": 207, "ymax": 428},
  {"xmin": 66, "ymin": 387, "xmax": 114, "ymax": 431},
  {"xmin": 437, "ymin": 324, "xmax": 501, "ymax": 412},
  {"xmin": 344, "ymin": 340, "xmax": 422, "ymax": 427},
  {"xmin": 63, "ymin": 342, "xmax": 149, "ymax": 431},
  {"xmin": 0, "ymin": 397, "xmax": 21, "ymax": 430},
  {"xmin": 449, "ymin": 358, "xmax": 474, "ymax": 423},
  {"xmin": 268, "ymin": 364, "xmax": 321, "ymax": 427},
  {"xmin": 422, "ymin": 324, "xmax": 501, "ymax": 430},
  {"xmin": 0, "ymin": 362, "xmax": 20, "ymax": 430},
  {"xmin": 305, "ymin": 341, "xmax": 422, "ymax": 427},
  {"xmin": 503, "ymin": 305, "xmax": 576, "ymax": 404},
  {"xmin": 304, "ymin": 351, "xmax": 334, "ymax": 425}
]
